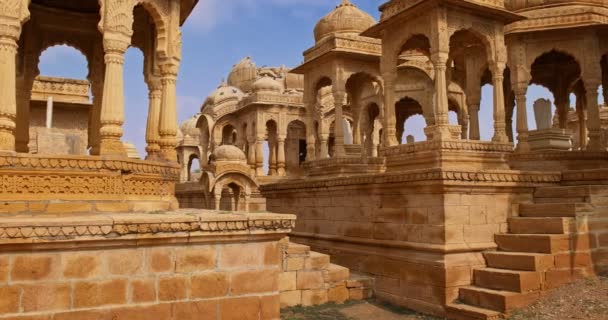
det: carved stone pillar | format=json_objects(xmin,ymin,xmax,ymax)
[
  {"xmin": 319, "ymin": 133, "xmax": 329, "ymax": 159},
  {"xmin": 555, "ymin": 93, "xmax": 570, "ymax": 129},
  {"xmin": 577, "ymin": 98, "xmax": 587, "ymax": 150},
  {"xmin": 277, "ymin": 136, "xmax": 286, "ymax": 176},
  {"xmin": 514, "ymin": 84, "xmax": 530, "ymax": 153},
  {"xmin": 585, "ymin": 81, "xmax": 603, "ymax": 151},
  {"xmin": 333, "ymin": 91, "xmax": 346, "ymax": 157},
  {"xmin": 459, "ymin": 114, "xmax": 470, "ymax": 140},
  {"xmin": 99, "ymin": 38, "xmax": 128, "ymax": 156},
  {"xmin": 0, "ymin": 33, "xmax": 19, "ymax": 152},
  {"xmin": 88, "ymin": 76, "xmax": 104, "ymax": 155},
  {"xmin": 432, "ymin": 52, "xmax": 449, "ymax": 127},
  {"xmin": 255, "ymin": 135, "xmax": 264, "ymax": 176},
  {"xmin": 492, "ymin": 63, "xmax": 509, "ymax": 143},
  {"xmin": 468, "ymin": 104, "xmax": 480, "ymax": 140},
  {"xmin": 145, "ymin": 79, "xmax": 162, "ymax": 159},
  {"xmin": 247, "ymin": 138, "xmax": 256, "ymax": 176},
  {"xmin": 269, "ymin": 140, "xmax": 277, "ymax": 176},
  {"xmin": 159, "ymin": 62, "xmax": 179, "ymax": 161},
  {"xmin": 383, "ymin": 73, "xmax": 398, "ymax": 146}
]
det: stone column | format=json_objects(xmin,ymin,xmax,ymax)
[
  {"xmin": 145, "ymin": 79, "xmax": 162, "ymax": 159},
  {"xmin": 577, "ymin": 98, "xmax": 587, "ymax": 150},
  {"xmin": 514, "ymin": 84, "xmax": 530, "ymax": 152},
  {"xmin": 555, "ymin": 92, "xmax": 570, "ymax": 129},
  {"xmin": 269, "ymin": 140, "xmax": 277, "ymax": 176},
  {"xmin": 333, "ymin": 91, "xmax": 346, "ymax": 157},
  {"xmin": 247, "ymin": 138, "xmax": 256, "ymax": 176},
  {"xmin": 158, "ymin": 62, "xmax": 179, "ymax": 161},
  {"xmin": 432, "ymin": 53, "xmax": 450, "ymax": 127},
  {"xmin": 304, "ymin": 90, "xmax": 316, "ymax": 161},
  {"xmin": 492, "ymin": 63, "xmax": 509, "ymax": 143},
  {"xmin": 319, "ymin": 133, "xmax": 329, "ymax": 159},
  {"xmin": 255, "ymin": 135, "xmax": 264, "ymax": 176},
  {"xmin": 585, "ymin": 81, "xmax": 603, "ymax": 151},
  {"xmin": 383, "ymin": 72, "xmax": 398, "ymax": 146},
  {"xmin": 99, "ymin": 38, "xmax": 128, "ymax": 156},
  {"xmin": 459, "ymin": 114, "xmax": 469, "ymax": 140},
  {"xmin": 0, "ymin": 29, "xmax": 20, "ymax": 152},
  {"xmin": 45, "ymin": 97, "xmax": 53, "ymax": 129},
  {"xmin": 277, "ymin": 135, "xmax": 286, "ymax": 176}
]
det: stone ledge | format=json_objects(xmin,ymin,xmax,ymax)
[{"xmin": 0, "ymin": 210, "xmax": 296, "ymax": 247}]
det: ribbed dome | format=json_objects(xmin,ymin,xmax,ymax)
[
  {"xmin": 313, "ymin": 0, "xmax": 376, "ymax": 43},
  {"xmin": 204, "ymin": 81, "xmax": 244, "ymax": 107},
  {"xmin": 252, "ymin": 76, "xmax": 283, "ymax": 93},
  {"xmin": 213, "ymin": 145, "xmax": 247, "ymax": 162},
  {"xmin": 227, "ymin": 57, "xmax": 257, "ymax": 92},
  {"xmin": 179, "ymin": 114, "xmax": 201, "ymax": 137}
]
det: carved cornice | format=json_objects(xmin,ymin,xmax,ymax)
[
  {"xmin": 505, "ymin": 5, "xmax": 608, "ymax": 34},
  {"xmin": 0, "ymin": 211, "xmax": 296, "ymax": 243},
  {"xmin": 300, "ymin": 33, "xmax": 381, "ymax": 66},
  {"xmin": 260, "ymin": 168, "xmax": 561, "ymax": 192},
  {"xmin": 380, "ymin": 0, "xmax": 505, "ymax": 22}
]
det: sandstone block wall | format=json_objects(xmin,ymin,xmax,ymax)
[
  {"xmin": 0, "ymin": 211, "xmax": 296, "ymax": 320},
  {"xmin": 263, "ymin": 174, "xmax": 538, "ymax": 316},
  {"xmin": 0, "ymin": 243, "xmax": 282, "ymax": 320}
]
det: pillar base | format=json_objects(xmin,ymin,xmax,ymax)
[
  {"xmin": 159, "ymin": 148, "xmax": 178, "ymax": 162},
  {"xmin": 0, "ymin": 131, "xmax": 15, "ymax": 153},
  {"xmin": 424, "ymin": 125, "xmax": 462, "ymax": 141},
  {"xmin": 99, "ymin": 139, "xmax": 127, "ymax": 157}
]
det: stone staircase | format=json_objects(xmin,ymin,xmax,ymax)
[
  {"xmin": 279, "ymin": 241, "xmax": 374, "ymax": 308},
  {"xmin": 447, "ymin": 186, "xmax": 598, "ymax": 320}
]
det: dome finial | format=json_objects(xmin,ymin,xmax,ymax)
[{"xmin": 338, "ymin": 0, "xmax": 354, "ymax": 7}]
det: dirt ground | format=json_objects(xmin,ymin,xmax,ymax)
[{"xmin": 281, "ymin": 275, "xmax": 608, "ymax": 320}]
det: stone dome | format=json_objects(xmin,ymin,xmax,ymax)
[
  {"xmin": 179, "ymin": 114, "xmax": 201, "ymax": 137},
  {"xmin": 204, "ymin": 81, "xmax": 244, "ymax": 107},
  {"xmin": 313, "ymin": 0, "xmax": 376, "ymax": 43},
  {"xmin": 252, "ymin": 76, "xmax": 283, "ymax": 93},
  {"xmin": 227, "ymin": 57, "xmax": 257, "ymax": 92},
  {"xmin": 213, "ymin": 145, "xmax": 247, "ymax": 162}
]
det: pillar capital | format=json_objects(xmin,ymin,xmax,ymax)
[{"xmin": 102, "ymin": 36, "xmax": 130, "ymax": 55}]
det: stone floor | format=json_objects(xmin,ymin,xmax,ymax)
[{"xmin": 280, "ymin": 300, "xmax": 441, "ymax": 320}]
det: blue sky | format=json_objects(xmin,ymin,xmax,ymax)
[{"xmin": 38, "ymin": 0, "xmax": 602, "ymax": 156}]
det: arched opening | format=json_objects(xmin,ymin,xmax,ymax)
[
  {"xmin": 31, "ymin": 45, "xmax": 91, "ymax": 155},
  {"xmin": 345, "ymin": 72, "xmax": 381, "ymax": 147},
  {"xmin": 187, "ymin": 154, "xmax": 201, "ymax": 182},
  {"xmin": 397, "ymin": 34, "xmax": 431, "ymax": 67},
  {"xmin": 286, "ymin": 120, "xmax": 307, "ymax": 175},
  {"xmin": 450, "ymin": 30, "xmax": 492, "ymax": 141},
  {"xmin": 395, "ymin": 97, "xmax": 426, "ymax": 144},
  {"xmin": 219, "ymin": 183, "xmax": 242, "ymax": 211},
  {"xmin": 221, "ymin": 124, "xmax": 237, "ymax": 146},
  {"xmin": 530, "ymin": 50, "xmax": 580, "ymax": 131},
  {"xmin": 328, "ymin": 118, "xmax": 353, "ymax": 157},
  {"xmin": 122, "ymin": 47, "xmax": 146, "ymax": 159}
]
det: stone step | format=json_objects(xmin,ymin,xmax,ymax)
[
  {"xmin": 495, "ymin": 234, "xmax": 572, "ymax": 254},
  {"xmin": 484, "ymin": 252, "xmax": 554, "ymax": 272},
  {"xmin": 324, "ymin": 264, "xmax": 350, "ymax": 283},
  {"xmin": 508, "ymin": 217, "xmax": 572, "ymax": 234},
  {"xmin": 446, "ymin": 303, "xmax": 503, "ymax": 320},
  {"xmin": 474, "ymin": 268, "xmax": 542, "ymax": 293},
  {"xmin": 519, "ymin": 203, "xmax": 590, "ymax": 217},
  {"xmin": 459, "ymin": 286, "xmax": 539, "ymax": 313},
  {"xmin": 304, "ymin": 251, "xmax": 330, "ymax": 270},
  {"xmin": 534, "ymin": 186, "xmax": 592, "ymax": 199},
  {"xmin": 286, "ymin": 243, "xmax": 311, "ymax": 256}
]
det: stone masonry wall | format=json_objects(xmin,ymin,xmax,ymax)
[
  {"xmin": 0, "ymin": 211, "xmax": 296, "ymax": 320},
  {"xmin": 262, "ymin": 172, "xmax": 543, "ymax": 316},
  {"xmin": 0, "ymin": 242, "xmax": 281, "ymax": 320}
]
